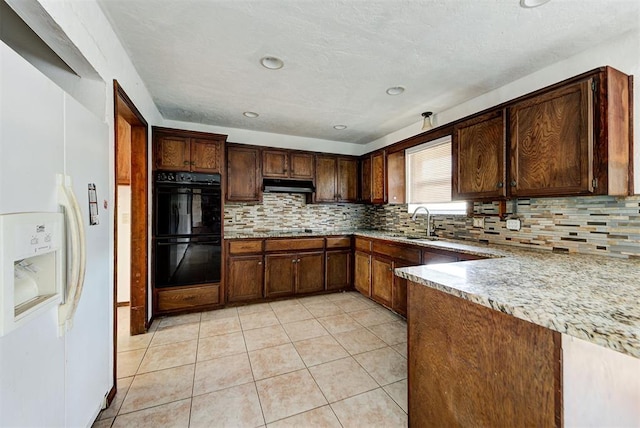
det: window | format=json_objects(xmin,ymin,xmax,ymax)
[{"xmin": 405, "ymin": 136, "xmax": 467, "ymax": 215}]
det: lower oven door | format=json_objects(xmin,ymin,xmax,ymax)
[{"xmin": 155, "ymin": 236, "xmax": 221, "ymax": 288}]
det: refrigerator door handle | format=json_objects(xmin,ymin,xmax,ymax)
[{"xmin": 57, "ymin": 174, "xmax": 87, "ymax": 334}]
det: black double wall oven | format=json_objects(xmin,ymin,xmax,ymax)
[{"xmin": 154, "ymin": 172, "xmax": 222, "ymax": 289}]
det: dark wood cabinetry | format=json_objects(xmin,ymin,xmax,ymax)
[
  {"xmin": 264, "ymin": 238, "xmax": 325, "ymax": 297},
  {"xmin": 315, "ymin": 155, "xmax": 358, "ymax": 203},
  {"xmin": 360, "ymin": 151, "xmax": 386, "ymax": 204},
  {"xmin": 153, "ymin": 127, "xmax": 225, "ymax": 173},
  {"xmin": 408, "ymin": 282, "xmax": 561, "ymax": 427},
  {"xmin": 453, "ymin": 110, "xmax": 506, "ymax": 200},
  {"xmin": 295, "ymin": 252, "xmax": 325, "ymax": 294},
  {"xmin": 226, "ymin": 240, "xmax": 264, "ymax": 303},
  {"xmin": 227, "ymin": 145, "xmax": 261, "ymax": 202},
  {"xmin": 386, "ymin": 150, "xmax": 405, "ymax": 204},
  {"xmin": 262, "ymin": 150, "xmax": 314, "ymax": 179},
  {"xmin": 325, "ymin": 236, "xmax": 352, "ymax": 291},
  {"xmin": 354, "ymin": 251, "xmax": 371, "ymax": 296},
  {"xmin": 371, "ymin": 256, "xmax": 393, "ymax": 307},
  {"xmin": 452, "ymin": 67, "xmax": 631, "ymax": 201},
  {"xmin": 265, "ymin": 254, "xmax": 297, "ymax": 298}
]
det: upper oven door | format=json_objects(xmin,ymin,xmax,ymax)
[{"xmin": 155, "ymin": 183, "xmax": 222, "ymax": 237}]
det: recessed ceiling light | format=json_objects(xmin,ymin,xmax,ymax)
[
  {"xmin": 243, "ymin": 111, "xmax": 259, "ymax": 118},
  {"xmin": 386, "ymin": 86, "xmax": 405, "ymax": 96},
  {"xmin": 260, "ymin": 56, "xmax": 284, "ymax": 70},
  {"xmin": 333, "ymin": 125, "xmax": 347, "ymax": 130},
  {"xmin": 520, "ymin": 0, "xmax": 551, "ymax": 8}
]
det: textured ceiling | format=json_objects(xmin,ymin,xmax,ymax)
[{"xmin": 98, "ymin": 0, "xmax": 639, "ymax": 145}]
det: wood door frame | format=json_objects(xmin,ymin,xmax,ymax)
[{"xmin": 111, "ymin": 80, "xmax": 148, "ymax": 403}]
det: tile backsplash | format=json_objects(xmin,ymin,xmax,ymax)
[
  {"xmin": 372, "ymin": 196, "xmax": 640, "ymax": 258},
  {"xmin": 224, "ymin": 193, "xmax": 640, "ymax": 259},
  {"xmin": 224, "ymin": 193, "xmax": 368, "ymax": 232}
]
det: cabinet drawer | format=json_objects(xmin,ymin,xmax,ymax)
[
  {"xmin": 326, "ymin": 236, "xmax": 352, "ymax": 249},
  {"xmin": 372, "ymin": 241, "xmax": 421, "ymax": 264},
  {"xmin": 157, "ymin": 285, "xmax": 220, "ymax": 311},
  {"xmin": 228, "ymin": 239, "xmax": 263, "ymax": 254},
  {"xmin": 265, "ymin": 238, "xmax": 324, "ymax": 252},
  {"xmin": 355, "ymin": 237, "xmax": 372, "ymax": 252},
  {"xmin": 422, "ymin": 250, "xmax": 458, "ymax": 265}
]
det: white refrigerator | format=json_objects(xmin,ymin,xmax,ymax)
[{"xmin": 0, "ymin": 40, "xmax": 112, "ymax": 427}]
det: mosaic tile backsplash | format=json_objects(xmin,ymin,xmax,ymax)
[
  {"xmin": 370, "ymin": 196, "xmax": 640, "ymax": 258},
  {"xmin": 224, "ymin": 193, "xmax": 369, "ymax": 232},
  {"xmin": 225, "ymin": 193, "xmax": 640, "ymax": 258}
]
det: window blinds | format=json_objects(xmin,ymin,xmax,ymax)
[{"xmin": 406, "ymin": 137, "xmax": 452, "ymax": 204}]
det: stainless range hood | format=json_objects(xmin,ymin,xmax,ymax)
[{"xmin": 262, "ymin": 178, "xmax": 315, "ymax": 193}]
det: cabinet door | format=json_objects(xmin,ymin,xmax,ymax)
[
  {"xmin": 509, "ymin": 79, "xmax": 593, "ymax": 197},
  {"xmin": 360, "ymin": 156, "xmax": 372, "ymax": 203},
  {"xmin": 227, "ymin": 255, "xmax": 264, "ymax": 302},
  {"xmin": 354, "ymin": 251, "xmax": 371, "ymax": 297},
  {"xmin": 387, "ymin": 150, "xmax": 405, "ymax": 204},
  {"xmin": 155, "ymin": 135, "xmax": 190, "ymax": 170},
  {"xmin": 191, "ymin": 139, "xmax": 222, "ymax": 173},
  {"xmin": 337, "ymin": 157, "xmax": 358, "ymax": 202},
  {"xmin": 371, "ymin": 256, "xmax": 393, "ymax": 307},
  {"xmin": 326, "ymin": 250, "xmax": 351, "ymax": 291},
  {"xmin": 265, "ymin": 254, "xmax": 296, "ymax": 298},
  {"xmin": 262, "ymin": 150, "xmax": 289, "ymax": 178},
  {"xmin": 296, "ymin": 252, "xmax": 325, "ymax": 294},
  {"xmin": 392, "ymin": 261, "xmax": 410, "ymax": 317},
  {"xmin": 227, "ymin": 146, "xmax": 260, "ymax": 201},
  {"xmin": 453, "ymin": 110, "xmax": 506, "ymax": 200},
  {"xmin": 315, "ymin": 156, "xmax": 337, "ymax": 202},
  {"xmin": 290, "ymin": 152, "xmax": 314, "ymax": 179},
  {"xmin": 371, "ymin": 151, "xmax": 386, "ymax": 204}
]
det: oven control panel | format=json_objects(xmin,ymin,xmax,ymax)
[{"xmin": 155, "ymin": 172, "xmax": 221, "ymax": 185}]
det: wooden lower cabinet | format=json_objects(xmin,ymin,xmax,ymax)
[
  {"xmin": 371, "ymin": 256, "xmax": 393, "ymax": 307},
  {"xmin": 354, "ymin": 251, "xmax": 371, "ymax": 296},
  {"xmin": 227, "ymin": 255, "xmax": 263, "ymax": 302},
  {"xmin": 265, "ymin": 251, "xmax": 324, "ymax": 298},
  {"xmin": 408, "ymin": 281, "xmax": 561, "ymax": 427},
  {"xmin": 392, "ymin": 276, "xmax": 407, "ymax": 317},
  {"xmin": 265, "ymin": 254, "xmax": 296, "ymax": 298},
  {"xmin": 325, "ymin": 250, "xmax": 351, "ymax": 291},
  {"xmin": 295, "ymin": 252, "xmax": 325, "ymax": 294},
  {"xmin": 156, "ymin": 285, "xmax": 221, "ymax": 312}
]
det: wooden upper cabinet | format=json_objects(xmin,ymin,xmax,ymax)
[
  {"xmin": 191, "ymin": 138, "xmax": 222, "ymax": 173},
  {"xmin": 315, "ymin": 155, "xmax": 338, "ymax": 202},
  {"xmin": 371, "ymin": 151, "xmax": 386, "ymax": 204},
  {"xmin": 153, "ymin": 127, "xmax": 226, "ymax": 173},
  {"xmin": 510, "ymin": 79, "xmax": 593, "ymax": 197},
  {"xmin": 290, "ymin": 152, "xmax": 314, "ymax": 179},
  {"xmin": 262, "ymin": 150, "xmax": 289, "ymax": 178},
  {"xmin": 387, "ymin": 150, "xmax": 405, "ymax": 204},
  {"xmin": 262, "ymin": 150, "xmax": 314, "ymax": 179},
  {"xmin": 155, "ymin": 135, "xmax": 190, "ymax": 171},
  {"xmin": 337, "ymin": 157, "xmax": 358, "ymax": 202},
  {"xmin": 227, "ymin": 145, "xmax": 261, "ymax": 202},
  {"xmin": 360, "ymin": 156, "xmax": 372, "ymax": 203},
  {"xmin": 452, "ymin": 109, "xmax": 506, "ymax": 200},
  {"xmin": 315, "ymin": 155, "xmax": 358, "ymax": 203}
]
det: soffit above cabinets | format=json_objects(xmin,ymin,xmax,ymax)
[{"xmin": 97, "ymin": 0, "xmax": 639, "ymax": 145}]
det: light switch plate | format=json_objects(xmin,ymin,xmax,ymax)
[
  {"xmin": 472, "ymin": 217, "xmax": 485, "ymax": 228},
  {"xmin": 506, "ymin": 219, "xmax": 521, "ymax": 231}
]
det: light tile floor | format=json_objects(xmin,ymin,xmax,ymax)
[{"xmin": 93, "ymin": 291, "xmax": 408, "ymax": 427}]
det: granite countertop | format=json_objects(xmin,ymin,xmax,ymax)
[{"xmin": 225, "ymin": 229, "xmax": 640, "ymax": 358}]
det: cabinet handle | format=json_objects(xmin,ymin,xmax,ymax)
[
  {"xmin": 292, "ymin": 259, "xmax": 297, "ymax": 263},
  {"xmin": 297, "ymin": 259, "xmax": 301, "ymax": 262},
  {"xmin": 510, "ymin": 180, "xmax": 517, "ymax": 187},
  {"xmin": 183, "ymin": 160, "xmax": 189, "ymax": 165},
  {"xmin": 497, "ymin": 182, "xmax": 504, "ymax": 188}
]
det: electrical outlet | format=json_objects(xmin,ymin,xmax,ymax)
[
  {"xmin": 506, "ymin": 218, "xmax": 521, "ymax": 231},
  {"xmin": 472, "ymin": 217, "xmax": 485, "ymax": 228}
]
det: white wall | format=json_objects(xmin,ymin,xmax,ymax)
[
  {"xmin": 563, "ymin": 334, "xmax": 640, "ymax": 427},
  {"xmin": 163, "ymin": 119, "xmax": 364, "ymax": 156},
  {"xmin": 365, "ymin": 30, "xmax": 640, "ymax": 191},
  {"xmin": 116, "ymin": 185, "xmax": 131, "ymax": 303}
]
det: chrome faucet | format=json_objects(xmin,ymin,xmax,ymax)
[{"xmin": 411, "ymin": 205, "xmax": 432, "ymax": 237}]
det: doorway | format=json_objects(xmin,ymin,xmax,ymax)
[{"xmin": 113, "ymin": 80, "xmax": 148, "ymax": 391}]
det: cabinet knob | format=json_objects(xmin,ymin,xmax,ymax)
[
  {"xmin": 183, "ymin": 160, "xmax": 189, "ymax": 165},
  {"xmin": 258, "ymin": 261, "xmax": 262, "ymax": 265},
  {"xmin": 292, "ymin": 259, "xmax": 297, "ymax": 263},
  {"xmin": 497, "ymin": 182, "xmax": 504, "ymax": 188},
  {"xmin": 190, "ymin": 161, "xmax": 195, "ymax": 165},
  {"xmin": 510, "ymin": 180, "xmax": 517, "ymax": 187},
  {"xmin": 297, "ymin": 259, "xmax": 301, "ymax": 262}
]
